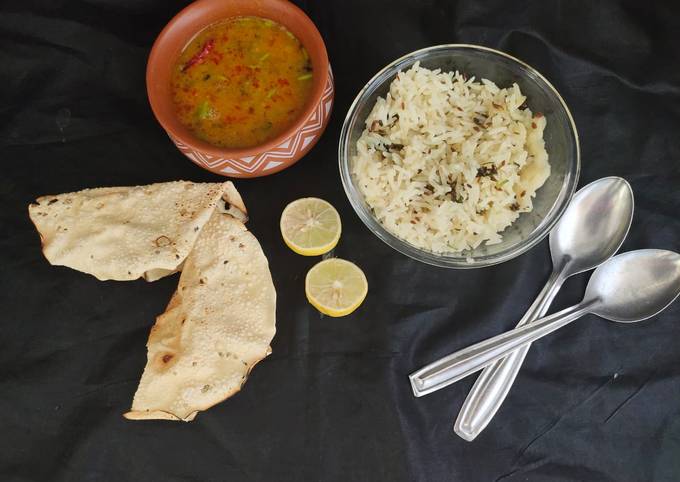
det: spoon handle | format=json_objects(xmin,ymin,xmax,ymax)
[
  {"xmin": 409, "ymin": 301, "xmax": 593, "ymax": 397},
  {"xmin": 454, "ymin": 269, "xmax": 566, "ymax": 441}
]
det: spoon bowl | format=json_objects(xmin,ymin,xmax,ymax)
[
  {"xmin": 588, "ymin": 249, "xmax": 680, "ymax": 322},
  {"xmin": 551, "ymin": 177, "xmax": 634, "ymax": 276}
]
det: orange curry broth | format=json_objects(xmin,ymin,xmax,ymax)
[{"xmin": 171, "ymin": 16, "xmax": 314, "ymax": 149}]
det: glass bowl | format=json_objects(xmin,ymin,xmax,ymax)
[{"xmin": 338, "ymin": 44, "xmax": 580, "ymax": 268}]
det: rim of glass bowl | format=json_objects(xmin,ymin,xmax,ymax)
[{"xmin": 338, "ymin": 44, "xmax": 580, "ymax": 269}]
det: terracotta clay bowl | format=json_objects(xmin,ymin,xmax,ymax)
[{"xmin": 147, "ymin": 0, "xmax": 333, "ymax": 178}]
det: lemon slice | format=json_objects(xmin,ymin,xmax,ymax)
[
  {"xmin": 280, "ymin": 198, "xmax": 341, "ymax": 256},
  {"xmin": 305, "ymin": 258, "xmax": 368, "ymax": 317}
]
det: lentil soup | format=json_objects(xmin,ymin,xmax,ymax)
[{"xmin": 171, "ymin": 16, "xmax": 314, "ymax": 149}]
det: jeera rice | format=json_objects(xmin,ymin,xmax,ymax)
[{"xmin": 352, "ymin": 63, "xmax": 550, "ymax": 253}]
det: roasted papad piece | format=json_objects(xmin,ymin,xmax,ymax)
[
  {"xmin": 28, "ymin": 181, "xmax": 246, "ymax": 281},
  {"xmin": 124, "ymin": 209, "xmax": 276, "ymax": 421}
]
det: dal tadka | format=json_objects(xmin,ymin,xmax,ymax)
[{"xmin": 171, "ymin": 16, "xmax": 314, "ymax": 148}]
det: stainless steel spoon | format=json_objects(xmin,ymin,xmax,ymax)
[
  {"xmin": 410, "ymin": 249, "xmax": 680, "ymax": 398},
  {"xmin": 408, "ymin": 177, "xmax": 634, "ymax": 400},
  {"xmin": 454, "ymin": 177, "xmax": 634, "ymax": 441}
]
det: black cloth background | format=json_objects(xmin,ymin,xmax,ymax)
[{"xmin": 2, "ymin": 1, "xmax": 680, "ymax": 481}]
